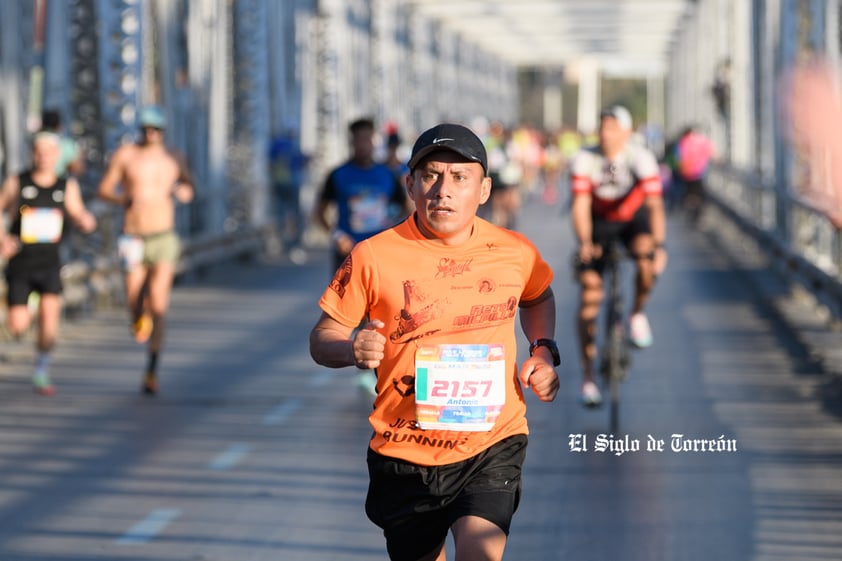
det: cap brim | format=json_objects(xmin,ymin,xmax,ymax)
[
  {"xmin": 600, "ymin": 108, "xmax": 632, "ymax": 130},
  {"xmin": 408, "ymin": 145, "xmax": 485, "ymax": 172}
]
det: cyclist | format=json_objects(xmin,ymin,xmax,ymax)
[{"xmin": 569, "ymin": 106, "xmax": 667, "ymax": 407}]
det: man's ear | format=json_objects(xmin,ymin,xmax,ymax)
[
  {"xmin": 405, "ymin": 172, "xmax": 415, "ymax": 198},
  {"xmin": 479, "ymin": 175, "xmax": 492, "ymax": 204}
]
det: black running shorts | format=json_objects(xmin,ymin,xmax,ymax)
[
  {"xmin": 365, "ymin": 434, "xmax": 527, "ymax": 561},
  {"xmin": 575, "ymin": 205, "xmax": 652, "ymax": 276},
  {"xmin": 6, "ymin": 266, "xmax": 63, "ymax": 306}
]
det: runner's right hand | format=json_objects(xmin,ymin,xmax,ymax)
[
  {"xmin": 0, "ymin": 235, "xmax": 21, "ymax": 260},
  {"xmin": 353, "ymin": 319, "xmax": 385, "ymax": 370}
]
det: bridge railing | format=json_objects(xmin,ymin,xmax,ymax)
[
  {"xmin": 0, "ymin": 222, "xmax": 273, "ymax": 326},
  {"xmin": 68, "ymin": 226, "xmax": 272, "ymax": 311},
  {"xmin": 707, "ymin": 163, "xmax": 842, "ymax": 320}
]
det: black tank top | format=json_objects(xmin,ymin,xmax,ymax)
[{"xmin": 7, "ymin": 171, "xmax": 68, "ymax": 270}]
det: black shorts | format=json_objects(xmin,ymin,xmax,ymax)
[
  {"xmin": 577, "ymin": 206, "xmax": 652, "ymax": 276},
  {"xmin": 365, "ymin": 434, "xmax": 527, "ymax": 561},
  {"xmin": 6, "ymin": 266, "xmax": 63, "ymax": 306}
]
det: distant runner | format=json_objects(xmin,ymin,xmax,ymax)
[
  {"xmin": 0, "ymin": 132, "xmax": 97, "ymax": 394},
  {"xmin": 98, "ymin": 105, "xmax": 194, "ymax": 395}
]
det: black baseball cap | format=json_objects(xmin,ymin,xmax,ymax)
[{"xmin": 408, "ymin": 123, "xmax": 488, "ymax": 174}]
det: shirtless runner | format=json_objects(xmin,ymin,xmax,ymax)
[{"xmin": 98, "ymin": 106, "xmax": 194, "ymax": 395}]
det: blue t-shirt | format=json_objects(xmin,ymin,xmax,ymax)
[{"xmin": 321, "ymin": 161, "xmax": 406, "ymax": 243}]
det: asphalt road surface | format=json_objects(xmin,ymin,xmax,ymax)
[{"xmin": 1, "ymin": 194, "xmax": 840, "ymax": 561}]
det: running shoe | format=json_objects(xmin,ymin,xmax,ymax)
[
  {"xmin": 629, "ymin": 312, "xmax": 653, "ymax": 349},
  {"xmin": 581, "ymin": 381, "xmax": 602, "ymax": 408},
  {"xmin": 141, "ymin": 372, "xmax": 158, "ymax": 395},
  {"xmin": 32, "ymin": 369, "xmax": 56, "ymax": 396},
  {"xmin": 132, "ymin": 313, "xmax": 154, "ymax": 344}
]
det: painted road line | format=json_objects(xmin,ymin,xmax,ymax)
[
  {"xmin": 116, "ymin": 508, "xmax": 181, "ymax": 545},
  {"xmin": 262, "ymin": 398, "xmax": 301, "ymax": 426},
  {"xmin": 208, "ymin": 443, "xmax": 253, "ymax": 471}
]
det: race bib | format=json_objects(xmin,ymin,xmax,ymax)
[
  {"xmin": 348, "ymin": 194, "xmax": 389, "ymax": 233},
  {"xmin": 117, "ymin": 235, "xmax": 145, "ymax": 270},
  {"xmin": 20, "ymin": 207, "xmax": 63, "ymax": 244},
  {"xmin": 415, "ymin": 344, "xmax": 506, "ymax": 432}
]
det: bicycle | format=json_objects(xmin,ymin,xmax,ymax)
[{"xmin": 598, "ymin": 240, "xmax": 632, "ymax": 433}]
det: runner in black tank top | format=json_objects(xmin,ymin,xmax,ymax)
[{"xmin": 0, "ymin": 132, "xmax": 97, "ymax": 394}]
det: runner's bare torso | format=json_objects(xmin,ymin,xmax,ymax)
[{"xmin": 99, "ymin": 142, "xmax": 192, "ymax": 235}]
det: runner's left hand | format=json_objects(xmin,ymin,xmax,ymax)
[{"xmin": 519, "ymin": 357, "xmax": 559, "ymax": 402}]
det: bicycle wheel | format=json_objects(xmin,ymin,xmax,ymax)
[
  {"xmin": 599, "ymin": 244, "xmax": 629, "ymax": 432},
  {"xmin": 605, "ymin": 320, "xmax": 625, "ymax": 433}
]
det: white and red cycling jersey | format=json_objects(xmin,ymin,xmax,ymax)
[{"xmin": 570, "ymin": 143, "xmax": 662, "ymax": 222}]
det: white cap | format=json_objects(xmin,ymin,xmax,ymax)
[{"xmin": 600, "ymin": 105, "xmax": 633, "ymax": 130}]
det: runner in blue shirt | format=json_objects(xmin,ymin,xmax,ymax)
[
  {"xmin": 315, "ymin": 117, "xmax": 411, "ymax": 273},
  {"xmin": 314, "ymin": 117, "xmax": 412, "ymax": 396}
]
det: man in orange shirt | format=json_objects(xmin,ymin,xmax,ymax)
[{"xmin": 310, "ymin": 123, "xmax": 560, "ymax": 561}]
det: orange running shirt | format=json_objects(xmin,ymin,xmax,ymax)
[{"xmin": 319, "ymin": 214, "xmax": 554, "ymax": 466}]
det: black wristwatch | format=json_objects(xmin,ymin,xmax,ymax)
[{"xmin": 529, "ymin": 338, "xmax": 560, "ymax": 367}]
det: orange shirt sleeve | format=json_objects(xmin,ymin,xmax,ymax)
[
  {"xmin": 510, "ymin": 231, "xmax": 554, "ymax": 302},
  {"xmin": 318, "ymin": 240, "xmax": 379, "ymax": 327}
]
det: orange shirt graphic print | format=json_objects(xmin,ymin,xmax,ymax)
[
  {"xmin": 329, "ymin": 254, "xmax": 353, "ymax": 298},
  {"xmin": 390, "ymin": 279, "xmax": 451, "ymax": 343}
]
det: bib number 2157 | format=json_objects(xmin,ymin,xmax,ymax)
[{"xmin": 415, "ymin": 344, "xmax": 506, "ymax": 432}]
